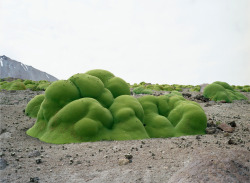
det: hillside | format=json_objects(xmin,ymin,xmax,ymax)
[{"xmin": 0, "ymin": 55, "xmax": 58, "ymax": 82}]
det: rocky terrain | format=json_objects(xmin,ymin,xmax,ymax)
[
  {"xmin": 0, "ymin": 90, "xmax": 249, "ymax": 183},
  {"xmin": 0, "ymin": 56, "xmax": 58, "ymax": 82}
]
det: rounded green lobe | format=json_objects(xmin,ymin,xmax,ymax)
[{"xmin": 25, "ymin": 94, "xmax": 45, "ymax": 118}]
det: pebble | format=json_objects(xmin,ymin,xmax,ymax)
[
  {"xmin": 125, "ymin": 154, "xmax": 133, "ymax": 160},
  {"xmin": 206, "ymin": 127, "xmax": 217, "ymax": 134},
  {"xmin": 28, "ymin": 150, "xmax": 41, "ymax": 158},
  {"xmin": 228, "ymin": 139, "xmax": 237, "ymax": 145},
  {"xmin": 35, "ymin": 158, "xmax": 42, "ymax": 164},
  {"xmin": 228, "ymin": 121, "xmax": 236, "ymax": 127},
  {"xmin": 0, "ymin": 158, "xmax": 8, "ymax": 170},
  {"xmin": 218, "ymin": 123, "xmax": 234, "ymax": 133},
  {"xmin": 30, "ymin": 177, "xmax": 39, "ymax": 183},
  {"xmin": 118, "ymin": 159, "xmax": 130, "ymax": 166}
]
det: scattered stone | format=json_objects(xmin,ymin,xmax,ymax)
[
  {"xmin": 223, "ymin": 133, "xmax": 230, "ymax": 137},
  {"xmin": 228, "ymin": 139, "xmax": 237, "ymax": 145},
  {"xmin": 204, "ymin": 103, "xmax": 212, "ymax": 107},
  {"xmin": 0, "ymin": 158, "xmax": 7, "ymax": 170},
  {"xmin": 196, "ymin": 135, "xmax": 201, "ymax": 140},
  {"xmin": 228, "ymin": 121, "xmax": 236, "ymax": 127},
  {"xmin": 182, "ymin": 93, "xmax": 192, "ymax": 98},
  {"xmin": 35, "ymin": 158, "xmax": 42, "ymax": 164},
  {"xmin": 30, "ymin": 177, "xmax": 39, "ymax": 183},
  {"xmin": 118, "ymin": 159, "xmax": 130, "ymax": 166},
  {"xmin": 0, "ymin": 152, "xmax": 5, "ymax": 157},
  {"xmin": 11, "ymin": 152, "xmax": 15, "ymax": 156},
  {"xmin": 28, "ymin": 150, "xmax": 41, "ymax": 158},
  {"xmin": 194, "ymin": 94, "xmax": 209, "ymax": 102},
  {"xmin": 218, "ymin": 123, "xmax": 234, "ymax": 133},
  {"xmin": 76, "ymin": 160, "xmax": 82, "ymax": 165},
  {"xmin": 125, "ymin": 154, "xmax": 133, "ymax": 160},
  {"xmin": 206, "ymin": 127, "xmax": 217, "ymax": 134}
]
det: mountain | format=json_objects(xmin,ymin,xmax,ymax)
[{"xmin": 0, "ymin": 55, "xmax": 58, "ymax": 82}]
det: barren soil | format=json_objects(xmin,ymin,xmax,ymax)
[{"xmin": 0, "ymin": 90, "xmax": 249, "ymax": 183}]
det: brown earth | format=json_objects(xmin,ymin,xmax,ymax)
[{"xmin": 0, "ymin": 90, "xmax": 249, "ymax": 183}]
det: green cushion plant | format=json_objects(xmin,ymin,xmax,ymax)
[
  {"xmin": 203, "ymin": 81, "xmax": 247, "ymax": 103},
  {"xmin": 25, "ymin": 69, "xmax": 207, "ymax": 144}
]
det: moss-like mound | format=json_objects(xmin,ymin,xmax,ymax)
[
  {"xmin": 203, "ymin": 81, "xmax": 247, "ymax": 103},
  {"xmin": 26, "ymin": 69, "xmax": 207, "ymax": 144},
  {"xmin": 0, "ymin": 79, "xmax": 52, "ymax": 91},
  {"xmin": 133, "ymin": 86, "xmax": 153, "ymax": 94},
  {"xmin": 138, "ymin": 94, "xmax": 207, "ymax": 138}
]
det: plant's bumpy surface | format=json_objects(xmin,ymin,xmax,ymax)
[
  {"xmin": 26, "ymin": 69, "xmax": 207, "ymax": 144},
  {"xmin": 203, "ymin": 81, "xmax": 247, "ymax": 103}
]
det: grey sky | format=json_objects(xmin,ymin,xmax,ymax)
[{"xmin": 0, "ymin": 0, "xmax": 249, "ymax": 85}]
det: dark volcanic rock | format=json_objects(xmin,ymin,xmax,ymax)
[
  {"xmin": 0, "ymin": 158, "xmax": 7, "ymax": 170},
  {"xmin": 0, "ymin": 55, "xmax": 58, "ymax": 81}
]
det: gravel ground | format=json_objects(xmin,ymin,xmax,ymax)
[{"xmin": 0, "ymin": 90, "xmax": 249, "ymax": 183}]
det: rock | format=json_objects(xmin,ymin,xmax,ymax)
[
  {"xmin": 196, "ymin": 135, "xmax": 201, "ymax": 140},
  {"xmin": 125, "ymin": 154, "xmax": 133, "ymax": 160},
  {"xmin": 35, "ymin": 158, "xmax": 42, "ymax": 164},
  {"xmin": 218, "ymin": 123, "xmax": 234, "ymax": 133},
  {"xmin": 228, "ymin": 121, "xmax": 236, "ymax": 127},
  {"xmin": 182, "ymin": 93, "xmax": 192, "ymax": 98},
  {"xmin": 0, "ymin": 132, "xmax": 12, "ymax": 139},
  {"xmin": 228, "ymin": 139, "xmax": 237, "ymax": 145},
  {"xmin": 118, "ymin": 159, "xmax": 130, "ymax": 166},
  {"xmin": 206, "ymin": 127, "xmax": 217, "ymax": 134},
  {"xmin": 194, "ymin": 94, "xmax": 209, "ymax": 102},
  {"xmin": 11, "ymin": 152, "xmax": 15, "ymax": 156},
  {"xmin": 0, "ymin": 158, "xmax": 7, "ymax": 170},
  {"xmin": 28, "ymin": 150, "xmax": 41, "ymax": 158},
  {"xmin": 204, "ymin": 103, "xmax": 212, "ymax": 107},
  {"xmin": 29, "ymin": 177, "xmax": 39, "ymax": 183}
]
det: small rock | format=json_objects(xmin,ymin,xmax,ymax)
[
  {"xmin": 182, "ymin": 93, "xmax": 192, "ymax": 98},
  {"xmin": 30, "ymin": 177, "xmax": 39, "ymax": 183},
  {"xmin": 0, "ymin": 152, "xmax": 5, "ymax": 157},
  {"xmin": 69, "ymin": 158, "xmax": 74, "ymax": 164},
  {"xmin": 28, "ymin": 150, "xmax": 41, "ymax": 158},
  {"xmin": 228, "ymin": 139, "xmax": 237, "ymax": 145},
  {"xmin": 218, "ymin": 123, "xmax": 234, "ymax": 133},
  {"xmin": 35, "ymin": 158, "xmax": 42, "ymax": 164},
  {"xmin": 118, "ymin": 159, "xmax": 130, "ymax": 166},
  {"xmin": 206, "ymin": 127, "xmax": 217, "ymax": 134},
  {"xmin": 194, "ymin": 95, "xmax": 209, "ymax": 102},
  {"xmin": 11, "ymin": 152, "xmax": 15, "ymax": 156},
  {"xmin": 196, "ymin": 135, "xmax": 201, "ymax": 140},
  {"xmin": 125, "ymin": 154, "xmax": 133, "ymax": 160},
  {"xmin": 0, "ymin": 158, "xmax": 8, "ymax": 170},
  {"xmin": 204, "ymin": 103, "xmax": 212, "ymax": 107},
  {"xmin": 228, "ymin": 121, "xmax": 236, "ymax": 127}
]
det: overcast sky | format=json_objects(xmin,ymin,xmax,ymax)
[{"xmin": 0, "ymin": 0, "xmax": 249, "ymax": 85}]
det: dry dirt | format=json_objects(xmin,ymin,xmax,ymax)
[{"xmin": 0, "ymin": 90, "xmax": 249, "ymax": 183}]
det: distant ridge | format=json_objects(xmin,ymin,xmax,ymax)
[{"xmin": 0, "ymin": 55, "xmax": 58, "ymax": 82}]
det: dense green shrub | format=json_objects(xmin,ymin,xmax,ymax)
[
  {"xmin": 25, "ymin": 69, "xmax": 207, "ymax": 144},
  {"xmin": 203, "ymin": 81, "xmax": 247, "ymax": 103}
]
